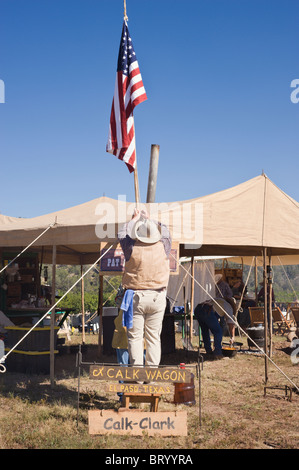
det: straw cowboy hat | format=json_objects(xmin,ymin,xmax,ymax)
[{"xmin": 132, "ymin": 218, "xmax": 162, "ymax": 244}]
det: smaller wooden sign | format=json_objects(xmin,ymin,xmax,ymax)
[
  {"xmin": 89, "ymin": 365, "xmax": 191, "ymax": 383},
  {"xmin": 99, "ymin": 244, "xmax": 125, "ymax": 275},
  {"xmin": 99, "ymin": 241, "xmax": 179, "ymax": 275},
  {"xmin": 88, "ymin": 409, "xmax": 187, "ymax": 436},
  {"xmin": 105, "ymin": 382, "xmax": 173, "ymax": 395}
]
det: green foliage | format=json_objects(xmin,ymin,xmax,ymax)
[
  {"xmin": 48, "ymin": 262, "xmax": 299, "ymax": 313},
  {"xmin": 47, "ymin": 265, "xmax": 122, "ymax": 314},
  {"xmin": 58, "ymin": 292, "xmax": 98, "ymax": 314}
]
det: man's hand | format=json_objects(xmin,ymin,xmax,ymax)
[
  {"xmin": 131, "ymin": 208, "xmax": 148, "ymax": 220},
  {"xmin": 132, "ymin": 208, "xmax": 140, "ymax": 220}
]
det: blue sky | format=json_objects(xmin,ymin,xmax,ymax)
[{"xmin": 0, "ymin": 0, "xmax": 298, "ymax": 218}]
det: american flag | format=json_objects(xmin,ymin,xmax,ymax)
[{"xmin": 106, "ymin": 21, "xmax": 147, "ymax": 173}]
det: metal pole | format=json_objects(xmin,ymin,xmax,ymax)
[{"xmin": 146, "ymin": 144, "xmax": 160, "ymax": 203}]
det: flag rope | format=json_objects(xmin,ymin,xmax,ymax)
[{"xmin": 124, "ymin": 0, "xmax": 128, "ymax": 21}]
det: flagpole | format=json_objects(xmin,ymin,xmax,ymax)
[{"xmin": 134, "ymin": 158, "xmax": 141, "ymax": 204}]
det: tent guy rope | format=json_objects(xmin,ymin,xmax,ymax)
[
  {"xmin": 171, "ymin": 253, "xmax": 299, "ymax": 394},
  {"xmin": 0, "ymin": 243, "xmax": 116, "ymax": 373}
]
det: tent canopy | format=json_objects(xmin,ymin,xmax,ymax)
[
  {"xmin": 175, "ymin": 173, "xmax": 299, "ymax": 258},
  {"xmin": 0, "ymin": 174, "xmax": 299, "ymax": 264}
]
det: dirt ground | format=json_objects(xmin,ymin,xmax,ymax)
[{"xmin": 1, "ymin": 332, "xmax": 299, "ymax": 449}]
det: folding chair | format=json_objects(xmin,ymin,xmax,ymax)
[
  {"xmin": 271, "ymin": 307, "xmax": 291, "ymax": 335},
  {"xmin": 290, "ymin": 308, "xmax": 299, "ymax": 331},
  {"xmin": 287, "ymin": 302, "xmax": 299, "ymax": 325},
  {"xmin": 248, "ymin": 307, "xmax": 264, "ymax": 326}
]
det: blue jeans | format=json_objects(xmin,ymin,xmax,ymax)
[
  {"xmin": 116, "ymin": 348, "xmax": 130, "ymax": 366},
  {"xmin": 116, "ymin": 349, "xmax": 130, "ymax": 401},
  {"xmin": 194, "ymin": 303, "xmax": 223, "ymax": 355}
]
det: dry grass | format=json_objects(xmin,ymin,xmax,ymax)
[{"xmin": 0, "ymin": 331, "xmax": 298, "ymax": 449}]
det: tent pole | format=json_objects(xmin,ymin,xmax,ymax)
[
  {"xmin": 263, "ymin": 247, "xmax": 268, "ymax": 384},
  {"xmin": 81, "ymin": 264, "xmax": 85, "ymax": 344},
  {"xmin": 254, "ymin": 257, "xmax": 258, "ymax": 304},
  {"xmin": 98, "ymin": 274, "xmax": 103, "ymax": 356},
  {"xmin": 50, "ymin": 245, "xmax": 56, "ymax": 388},
  {"xmin": 268, "ymin": 255, "xmax": 273, "ymax": 357},
  {"xmin": 190, "ymin": 255, "xmax": 195, "ymax": 345}
]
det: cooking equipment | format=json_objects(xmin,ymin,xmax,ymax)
[{"xmin": 222, "ymin": 346, "xmax": 237, "ymax": 358}]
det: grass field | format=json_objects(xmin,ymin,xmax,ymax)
[{"xmin": 0, "ymin": 331, "xmax": 298, "ymax": 450}]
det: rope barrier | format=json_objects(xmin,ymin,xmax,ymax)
[
  {"xmin": 0, "ymin": 243, "xmax": 115, "ymax": 366},
  {"xmin": 171, "ymin": 253, "xmax": 299, "ymax": 393},
  {"xmin": 0, "ymin": 222, "xmax": 56, "ymax": 275}
]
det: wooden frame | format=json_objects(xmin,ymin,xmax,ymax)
[
  {"xmin": 290, "ymin": 308, "xmax": 299, "ymax": 328},
  {"xmin": 271, "ymin": 307, "xmax": 291, "ymax": 335}
]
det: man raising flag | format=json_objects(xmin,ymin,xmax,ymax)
[{"xmin": 106, "ymin": 20, "xmax": 147, "ymax": 174}]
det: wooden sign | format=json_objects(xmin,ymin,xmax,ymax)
[
  {"xmin": 89, "ymin": 365, "xmax": 192, "ymax": 383},
  {"xmin": 99, "ymin": 244, "xmax": 125, "ymax": 275},
  {"xmin": 88, "ymin": 409, "xmax": 187, "ymax": 436},
  {"xmin": 99, "ymin": 241, "xmax": 179, "ymax": 275},
  {"xmin": 105, "ymin": 382, "xmax": 173, "ymax": 395}
]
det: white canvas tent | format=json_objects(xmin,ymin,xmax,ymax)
[
  {"xmin": 0, "ymin": 174, "xmax": 298, "ymax": 262},
  {"xmin": 173, "ymin": 173, "xmax": 299, "ymax": 259},
  {"xmin": 167, "ymin": 260, "xmax": 215, "ymax": 308},
  {"xmin": 1, "ymin": 174, "xmax": 299, "ymax": 386}
]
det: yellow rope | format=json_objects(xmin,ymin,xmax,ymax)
[{"xmin": 124, "ymin": 0, "xmax": 128, "ymax": 21}]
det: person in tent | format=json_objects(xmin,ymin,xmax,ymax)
[
  {"xmin": 194, "ymin": 274, "xmax": 236, "ymax": 360},
  {"xmin": 118, "ymin": 208, "xmax": 171, "ymax": 367},
  {"xmin": 257, "ymin": 282, "xmax": 275, "ymax": 306}
]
